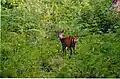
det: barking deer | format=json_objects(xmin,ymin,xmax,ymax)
[{"xmin": 56, "ymin": 30, "xmax": 77, "ymax": 58}]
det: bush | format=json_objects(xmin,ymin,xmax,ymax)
[{"xmin": 1, "ymin": 0, "xmax": 120, "ymax": 78}]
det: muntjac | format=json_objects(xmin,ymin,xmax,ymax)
[{"xmin": 56, "ymin": 30, "xmax": 77, "ymax": 58}]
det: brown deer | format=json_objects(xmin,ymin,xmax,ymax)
[{"xmin": 56, "ymin": 30, "xmax": 77, "ymax": 58}]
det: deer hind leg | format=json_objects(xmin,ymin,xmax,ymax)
[
  {"xmin": 69, "ymin": 47, "xmax": 72, "ymax": 59},
  {"xmin": 72, "ymin": 46, "xmax": 75, "ymax": 54}
]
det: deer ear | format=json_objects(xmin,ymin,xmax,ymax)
[{"xmin": 61, "ymin": 30, "xmax": 64, "ymax": 33}]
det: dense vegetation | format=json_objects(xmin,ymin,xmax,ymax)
[{"xmin": 1, "ymin": 0, "xmax": 120, "ymax": 78}]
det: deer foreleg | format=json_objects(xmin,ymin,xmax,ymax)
[{"xmin": 62, "ymin": 45, "xmax": 66, "ymax": 53}]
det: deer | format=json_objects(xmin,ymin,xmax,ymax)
[{"xmin": 56, "ymin": 30, "xmax": 77, "ymax": 58}]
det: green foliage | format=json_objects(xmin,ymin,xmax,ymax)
[
  {"xmin": 1, "ymin": 0, "xmax": 120, "ymax": 78},
  {"xmin": 1, "ymin": 0, "xmax": 23, "ymax": 9}
]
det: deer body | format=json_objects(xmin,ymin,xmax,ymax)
[{"xmin": 57, "ymin": 31, "xmax": 77, "ymax": 58}]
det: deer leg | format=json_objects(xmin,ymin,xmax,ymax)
[
  {"xmin": 62, "ymin": 45, "xmax": 66, "ymax": 53},
  {"xmin": 69, "ymin": 47, "xmax": 72, "ymax": 59},
  {"xmin": 73, "ymin": 46, "xmax": 75, "ymax": 54},
  {"xmin": 61, "ymin": 46, "xmax": 66, "ymax": 56}
]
